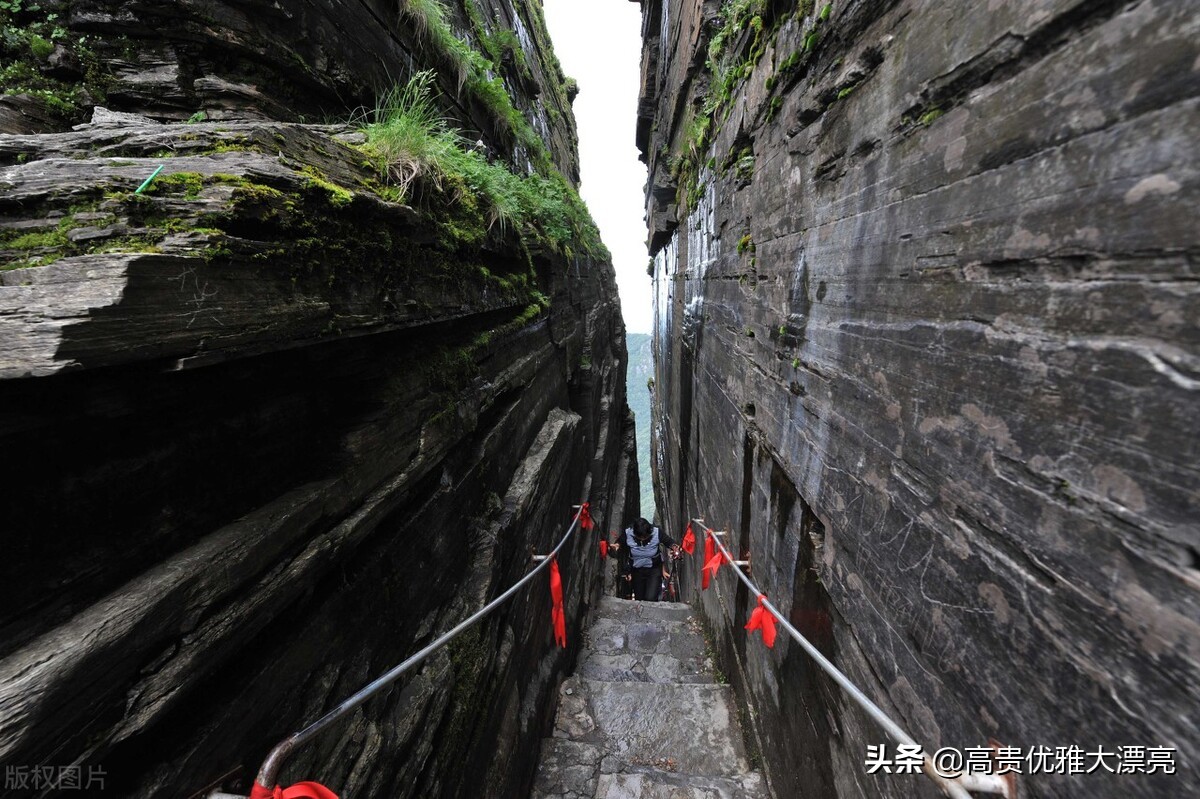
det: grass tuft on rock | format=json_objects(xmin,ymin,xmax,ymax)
[
  {"xmin": 396, "ymin": 0, "xmax": 549, "ymax": 171},
  {"xmin": 360, "ymin": 71, "xmax": 605, "ymax": 260}
]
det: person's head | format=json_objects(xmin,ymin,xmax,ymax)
[{"xmin": 632, "ymin": 517, "xmax": 653, "ymax": 543}]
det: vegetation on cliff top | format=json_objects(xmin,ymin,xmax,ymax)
[
  {"xmin": 0, "ymin": 0, "xmax": 111, "ymax": 124},
  {"xmin": 360, "ymin": 70, "xmax": 606, "ymax": 260},
  {"xmin": 1, "ymin": 0, "xmax": 607, "ymax": 270},
  {"xmin": 381, "ymin": 1, "xmax": 603, "ymax": 259},
  {"xmin": 398, "ymin": 0, "xmax": 576, "ymax": 177},
  {"xmin": 673, "ymin": 0, "xmax": 835, "ymax": 213}
]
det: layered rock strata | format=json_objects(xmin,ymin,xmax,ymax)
[
  {"xmin": 639, "ymin": 1, "xmax": 1198, "ymax": 797},
  {"xmin": 0, "ymin": 1, "xmax": 633, "ymax": 797},
  {"xmin": 1, "ymin": 0, "xmax": 580, "ymax": 179}
]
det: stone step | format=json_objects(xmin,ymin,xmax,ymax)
[
  {"xmin": 551, "ymin": 677, "xmax": 752, "ymax": 778},
  {"xmin": 576, "ymin": 651, "xmax": 715, "ymax": 685},
  {"xmin": 533, "ymin": 597, "xmax": 767, "ymax": 799},
  {"xmin": 595, "ymin": 769, "xmax": 767, "ymax": 799},
  {"xmin": 594, "ymin": 595, "xmax": 692, "ymax": 622},
  {"xmin": 579, "ymin": 614, "xmax": 711, "ymax": 685},
  {"xmin": 532, "ymin": 738, "xmax": 767, "ymax": 799}
]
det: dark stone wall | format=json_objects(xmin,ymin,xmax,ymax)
[
  {"xmin": 640, "ymin": 1, "xmax": 1198, "ymax": 797},
  {"xmin": 0, "ymin": 1, "xmax": 633, "ymax": 797}
]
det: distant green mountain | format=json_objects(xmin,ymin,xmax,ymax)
[{"xmin": 626, "ymin": 333, "xmax": 656, "ymax": 522}]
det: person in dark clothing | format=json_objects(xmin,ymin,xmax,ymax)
[
  {"xmin": 620, "ymin": 517, "xmax": 679, "ymax": 601},
  {"xmin": 606, "ymin": 531, "xmax": 633, "ymax": 600}
]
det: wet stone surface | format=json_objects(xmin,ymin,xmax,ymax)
[{"xmin": 532, "ymin": 596, "xmax": 767, "ymax": 799}]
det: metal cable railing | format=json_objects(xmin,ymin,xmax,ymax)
[
  {"xmin": 693, "ymin": 519, "xmax": 1014, "ymax": 799},
  {"xmin": 241, "ymin": 501, "xmax": 590, "ymax": 795}
]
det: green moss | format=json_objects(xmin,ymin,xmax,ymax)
[
  {"xmin": 91, "ymin": 238, "xmax": 161, "ymax": 255},
  {"xmin": 766, "ymin": 96, "xmax": 783, "ymax": 121},
  {"xmin": 818, "ymin": 3, "xmax": 833, "ymax": 22},
  {"xmin": 201, "ymin": 243, "xmax": 233, "ymax": 262},
  {"xmin": 513, "ymin": 301, "xmax": 544, "ymax": 327},
  {"xmin": 299, "ymin": 165, "xmax": 354, "ymax": 207},
  {"xmin": 737, "ymin": 234, "xmax": 756, "ymax": 255},
  {"xmin": 3, "ymin": 227, "xmax": 68, "ymax": 251},
  {"xmin": 230, "ymin": 181, "xmax": 285, "ymax": 206},
  {"xmin": 28, "ymin": 34, "xmax": 52, "ymax": 59},
  {"xmin": 148, "ymin": 171, "xmax": 206, "ymax": 198},
  {"xmin": 207, "ymin": 141, "xmax": 261, "ymax": 154},
  {"xmin": 836, "ymin": 85, "xmax": 855, "ymax": 100},
  {"xmin": 729, "ymin": 147, "xmax": 754, "ymax": 180},
  {"xmin": 918, "ymin": 108, "xmax": 944, "ymax": 126},
  {"xmin": 0, "ymin": 208, "xmax": 166, "ymax": 271}
]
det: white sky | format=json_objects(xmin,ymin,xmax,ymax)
[{"xmin": 543, "ymin": 0, "xmax": 652, "ymax": 334}]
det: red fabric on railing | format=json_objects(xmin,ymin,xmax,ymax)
[
  {"xmin": 681, "ymin": 523, "xmax": 696, "ymax": 554},
  {"xmin": 550, "ymin": 556, "xmax": 567, "ymax": 648},
  {"xmin": 249, "ymin": 781, "xmax": 339, "ymax": 799},
  {"xmin": 745, "ymin": 594, "xmax": 778, "ymax": 648},
  {"xmin": 702, "ymin": 532, "xmax": 715, "ymax": 590},
  {"xmin": 702, "ymin": 550, "xmax": 725, "ymax": 584},
  {"xmin": 579, "ymin": 503, "xmax": 594, "ymax": 531}
]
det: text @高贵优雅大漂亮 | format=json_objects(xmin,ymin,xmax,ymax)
[
  {"xmin": 4, "ymin": 764, "xmax": 106, "ymax": 792},
  {"xmin": 865, "ymin": 743, "xmax": 1177, "ymax": 777}
]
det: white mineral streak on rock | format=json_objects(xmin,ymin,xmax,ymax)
[{"xmin": 1123, "ymin": 173, "xmax": 1182, "ymax": 204}]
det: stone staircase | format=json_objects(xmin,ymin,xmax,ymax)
[{"xmin": 532, "ymin": 596, "xmax": 768, "ymax": 799}]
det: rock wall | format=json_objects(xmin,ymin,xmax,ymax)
[
  {"xmin": 639, "ymin": 1, "xmax": 1198, "ymax": 797},
  {"xmin": 0, "ymin": 2, "xmax": 635, "ymax": 798},
  {"xmin": 0, "ymin": 0, "xmax": 580, "ymax": 180}
]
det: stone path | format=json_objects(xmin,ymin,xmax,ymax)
[{"xmin": 532, "ymin": 596, "xmax": 768, "ymax": 799}]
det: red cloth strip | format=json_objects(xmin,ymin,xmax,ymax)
[
  {"xmin": 681, "ymin": 522, "xmax": 696, "ymax": 554},
  {"xmin": 599, "ymin": 539, "xmax": 608, "ymax": 559},
  {"xmin": 745, "ymin": 593, "xmax": 778, "ymax": 648},
  {"xmin": 249, "ymin": 781, "xmax": 339, "ymax": 799},
  {"xmin": 550, "ymin": 556, "xmax": 567, "ymax": 648},
  {"xmin": 579, "ymin": 503, "xmax": 594, "ymax": 531},
  {"xmin": 702, "ymin": 550, "xmax": 725, "ymax": 584}
]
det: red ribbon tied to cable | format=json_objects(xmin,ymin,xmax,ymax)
[
  {"xmin": 702, "ymin": 532, "xmax": 716, "ymax": 590},
  {"xmin": 550, "ymin": 555, "xmax": 567, "ymax": 648},
  {"xmin": 249, "ymin": 782, "xmax": 339, "ymax": 799},
  {"xmin": 681, "ymin": 522, "xmax": 696, "ymax": 554},
  {"xmin": 599, "ymin": 539, "xmax": 608, "ymax": 559},
  {"xmin": 702, "ymin": 550, "xmax": 725, "ymax": 584},
  {"xmin": 745, "ymin": 593, "xmax": 778, "ymax": 648},
  {"xmin": 579, "ymin": 503, "xmax": 594, "ymax": 531}
]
